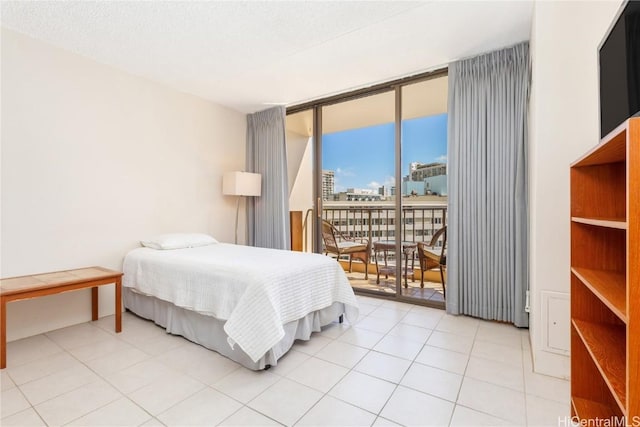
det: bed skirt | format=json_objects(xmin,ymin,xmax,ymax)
[{"xmin": 123, "ymin": 288, "xmax": 345, "ymax": 370}]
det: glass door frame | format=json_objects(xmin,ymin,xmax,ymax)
[{"xmin": 287, "ymin": 67, "xmax": 448, "ymax": 308}]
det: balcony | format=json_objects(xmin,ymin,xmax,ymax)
[{"xmin": 304, "ymin": 203, "xmax": 447, "ymax": 304}]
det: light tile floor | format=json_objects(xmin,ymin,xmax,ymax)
[{"xmin": 0, "ymin": 296, "xmax": 570, "ymax": 426}]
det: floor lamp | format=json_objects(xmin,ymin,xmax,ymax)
[{"xmin": 222, "ymin": 171, "xmax": 262, "ymax": 244}]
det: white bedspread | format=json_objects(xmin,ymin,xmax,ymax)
[{"xmin": 122, "ymin": 244, "xmax": 359, "ymax": 362}]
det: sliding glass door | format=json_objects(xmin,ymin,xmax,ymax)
[
  {"xmin": 286, "ymin": 70, "xmax": 448, "ymax": 307},
  {"xmin": 321, "ymin": 91, "xmax": 395, "ymax": 295}
]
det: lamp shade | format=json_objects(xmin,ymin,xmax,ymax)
[{"xmin": 222, "ymin": 171, "xmax": 262, "ymax": 197}]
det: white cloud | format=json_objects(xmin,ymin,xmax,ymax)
[
  {"xmin": 435, "ymin": 155, "xmax": 447, "ymax": 163},
  {"xmin": 367, "ymin": 181, "xmax": 381, "ymax": 189},
  {"xmin": 336, "ymin": 167, "xmax": 355, "ymax": 177}
]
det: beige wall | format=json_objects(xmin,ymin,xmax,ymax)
[
  {"xmin": 1, "ymin": 29, "xmax": 246, "ymax": 341},
  {"xmin": 528, "ymin": 0, "xmax": 623, "ymax": 377}
]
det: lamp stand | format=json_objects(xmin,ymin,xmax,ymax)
[{"xmin": 234, "ymin": 196, "xmax": 242, "ymax": 245}]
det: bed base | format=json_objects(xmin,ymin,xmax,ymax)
[{"xmin": 123, "ymin": 288, "xmax": 345, "ymax": 370}]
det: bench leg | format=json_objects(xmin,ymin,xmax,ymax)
[
  {"xmin": 91, "ymin": 287, "xmax": 99, "ymax": 321},
  {"xmin": 115, "ymin": 279, "xmax": 122, "ymax": 333},
  {"xmin": 115, "ymin": 278, "xmax": 122, "ymax": 332}
]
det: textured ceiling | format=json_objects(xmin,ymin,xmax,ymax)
[{"xmin": 1, "ymin": 1, "xmax": 533, "ymax": 113}]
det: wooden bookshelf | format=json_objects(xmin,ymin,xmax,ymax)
[{"xmin": 570, "ymin": 117, "xmax": 639, "ymax": 424}]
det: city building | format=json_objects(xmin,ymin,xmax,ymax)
[
  {"xmin": 321, "ymin": 169, "xmax": 335, "ymax": 200},
  {"xmin": 410, "ymin": 162, "xmax": 447, "ymax": 181}
]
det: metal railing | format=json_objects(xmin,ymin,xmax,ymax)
[{"xmin": 323, "ymin": 205, "xmax": 447, "ymax": 247}]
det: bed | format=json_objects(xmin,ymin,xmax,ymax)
[{"xmin": 122, "ymin": 236, "xmax": 359, "ymax": 370}]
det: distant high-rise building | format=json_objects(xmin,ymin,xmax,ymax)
[
  {"xmin": 410, "ymin": 162, "xmax": 447, "ymax": 181},
  {"xmin": 322, "ymin": 170, "xmax": 335, "ymax": 200}
]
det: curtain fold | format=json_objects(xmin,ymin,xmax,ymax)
[
  {"xmin": 447, "ymin": 42, "xmax": 530, "ymax": 327},
  {"xmin": 246, "ymin": 106, "xmax": 290, "ymax": 250}
]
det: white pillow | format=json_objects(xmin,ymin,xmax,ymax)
[{"xmin": 140, "ymin": 233, "xmax": 218, "ymax": 250}]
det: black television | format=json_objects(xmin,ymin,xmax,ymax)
[{"xmin": 599, "ymin": 0, "xmax": 640, "ymax": 139}]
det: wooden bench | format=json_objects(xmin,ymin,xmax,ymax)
[{"xmin": 0, "ymin": 266, "xmax": 123, "ymax": 369}]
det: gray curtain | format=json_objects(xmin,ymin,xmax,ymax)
[
  {"xmin": 447, "ymin": 42, "xmax": 530, "ymax": 327},
  {"xmin": 246, "ymin": 106, "xmax": 290, "ymax": 250}
]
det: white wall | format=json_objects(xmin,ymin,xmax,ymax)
[
  {"xmin": 528, "ymin": 0, "xmax": 623, "ymax": 378},
  {"xmin": 286, "ymin": 130, "xmax": 310, "ymax": 195},
  {"xmin": 1, "ymin": 29, "xmax": 246, "ymax": 341}
]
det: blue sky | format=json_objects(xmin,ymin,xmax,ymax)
[{"xmin": 323, "ymin": 113, "xmax": 447, "ymax": 192}]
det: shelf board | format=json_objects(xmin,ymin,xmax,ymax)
[
  {"xmin": 571, "ymin": 217, "xmax": 627, "ymax": 229},
  {"xmin": 572, "ymin": 319, "xmax": 626, "ymax": 412},
  {"xmin": 572, "ymin": 267, "xmax": 627, "ymax": 323},
  {"xmin": 572, "ymin": 397, "xmax": 621, "ymax": 422},
  {"xmin": 572, "ymin": 122, "xmax": 627, "ymax": 167}
]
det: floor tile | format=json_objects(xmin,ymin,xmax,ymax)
[
  {"xmin": 103, "ymin": 359, "xmax": 178, "ymax": 395},
  {"xmin": 0, "ymin": 387, "xmax": 31, "ymax": 418},
  {"xmin": 414, "ymin": 345, "xmax": 469, "ymax": 375},
  {"xmin": 471, "ymin": 339, "xmax": 523, "ymax": 368},
  {"xmin": 268, "ymin": 350, "xmax": 310, "ymax": 377},
  {"xmin": 248, "ymin": 378, "xmax": 322, "ymax": 427},
  {"xmin": 337, "ymin": 327, "xmax": 385, "ymax": 349},
  {"xmin": 400, "ymin": 363, "xmax": 463, "ymax": 402},
  {"xmin": 157, "ymin": 387, "xmax": 242, "ymax": 426},
  {"xmin": 45, "ymin": 322, "xmax": 113, "ymax": 350},
  {"xmin": 34, "ymin": 379, "xmax": 121, "ymax": 426},
  {"xmin": 355, "ymin": 301, "xmax": 378, "ymax": 315},
  {"xmin": 354, "ymin": 315, "xmax": 395, "ymax": 335},
  {"xmin": 155, "ymin": 345, "xmax": 241, "ymax": 386},
  {"xmin": 214, "ymin": 366, "xmax": 280, "ymax": 403},
  {"xmin": 0, "ymin": 302, "xmax": 556, "ymax": 427},
  {"xmin": 373, "ymin": 334, "xmax": 423, "ymax": 361},
  {"xmin": 387, "ymin": 323, "xmax": 433, "ymax": 343},
  {"xmin": 5, "ymin": 335, "xmax": 63, "ymax": 367},
  {"xmin": 526, "ymin": 394, "xmax": 571, "ymax": 427},
  {"xmin": 219, "ymin": 406, "xmax": 282, "ymax": 426},
  {"xmin": 1, "ymin": 369, "xmax": 15, "ymax": 391},
  {"xmin": 317, "ymin": 321, "xmax": 350, "ymax": 340},
  {"xmin": 456, "ymin": 377, "xmax": 526, "ymax": 424},
  {"xmin": 139, "ymin": 418, "xmax": 166, "ymax": 427},
  {"xmin": 291, "ymin": 335, "xmax": 332, "ymax": 356},
  {"xmin": 368, "ymin": 306, "xmax": 408, "ymax": 323},
  {"xmin": 465, "ymin": 356, "xmax": 524, "ymax": 392},
  {"xmin": 426, "ymin": 330, "xmax": 474, "ymax": 354},
  {"xmin": 449, "ymin": 405, "xmax": 512, "ymax": 426},
  {"xmin": 6, "ymin": 352, "xmax": 80, "ymax": 386},
  {"xmin": 329, "ymin": 370, "xmax": 396, "ymax": 414},
  {"xmin": 435, "ymin": 315, "xmax": 480, "ymax": 337},
  {"xmin": 372, "ymin": 416, "xmax": 402, "ymax": 426},
  {"xmin": 128, "ymin": 371, "xmax": 206, "ymax": 415},
  {"xmin": 0, "ymin": 407, "xmax": 46, "ymax": 426},
  {"xmin": 285, "ymin": 357, "xmax": 348, "ymax": 393},
  {"xmin": 380, "ymin": 300, "xmax": 412, "ymax": 312},
  {"xmin": 297, "ymin": 395, "xmax": 376, "ymax": 426},
  {"xmin": 68, "ymin": 335, "xmax": 137, "ymax": 363},
  {"xmin": 132, "ymin": 331, "xmax": 189, "ymax": 356},
  {"xmin": 475, "ymin": 321, "xmax": 524, "ymax": 349},
  {"xmin": 355, "ymin": 296, "xmax": 384, "ymax": 307},
  {"xmin": 524, "ymin": 370, "xmax": 571, "ymax": 405},
  {"xmin": 401, "ymin": 310, "xmax": 443, "ymax": 330},
  {"xmin": 112, "ymin": 318, "xmax": 167, "ymax": 345},
  {"xmin": 66, "ymin": 396, "xmax": 151, "ymax": 426},
  {"xmin": 354, "ymin": 350, "xmax": 411, "ymax": 384},
  {"xmin": 380, "ymin": 385, "xmax": 454, "ymax": 426},
  {"xmin": 19, "ymin": 363, "xmax": 99, "ymax": 405},
  {"xmin": 86, "ymin": 345, "xmax": 151, "ymax": 376},
  {"xmin": 314, "ymin": 340, "xmax": 369, "ymax": 369}
]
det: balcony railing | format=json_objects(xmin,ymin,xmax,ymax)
[{"xmin": 323, "ymin": 204, "xmax": 447, "ymax": 247}]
